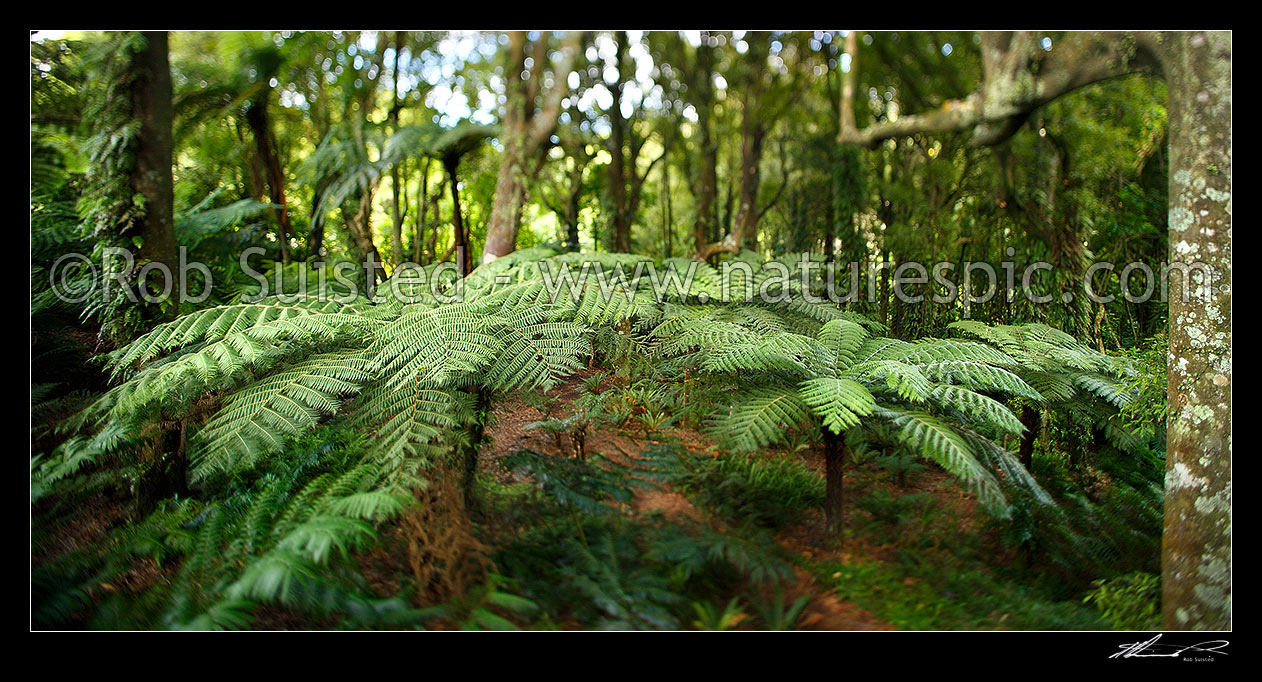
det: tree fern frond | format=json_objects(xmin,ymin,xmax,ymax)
[
  {"xmin": 798, "ymin": 377, "xmax": 876, "ymax": 434},
  {"xmin": 872, "ymin": 405, "xmax": 1006, "ymax": 512},
  {"xmin": 192, "ymin": 351, "xmax": 375, "ymax": 480},
  {"xmin": 919, "ymin": 360, "xmax": 1044, "ymax": 402},
  {"xmin": 108, "ymin": 300, "xmax": 369, "ymax": 379},
  {"xmin": 369, "ymin": 303, "xmax": 501, "ymax": 390},
  {"xmin": 700, "ymin": 332, "xmax": 827, "ymax": 378},
  {"xmin": 845, "ymin": 360, "xmax": 934, "ymax": 403},
  {"xmin": 815, "ymin": 318, "xmax": 869, "ymax": 374},
  {"xmin": 1073, "ymin": 372, "xmax": 1133, "ymax": 409},
  {"xmin": 350, "ymin": 381, "xmax": 474, "ymax": 474},
  {"xmin": 955, "ymin": 427, "xmax": 1055, "ymax": 505},
  {"xmin": 708, "ymin": 385, "xmax": 811, "ymax": 452},
  {"xmin": 323, "ymin": 490, "xmax": 413, "ymax": 522},
  {"xmin": 274, "ymin": 515, "xmax": 377, "ymax": 565},
  {"xmin": 927, "ymin": 384, "xmax": 1024, "ymax": 436},
  {"xmin": 483, "ymin": 305, "xmax": 590, "ymax": 392},
  {"xmin": 864, "ymin": 338, "xmax": 1017, "ymax": 367}
]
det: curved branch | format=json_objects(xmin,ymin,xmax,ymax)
[{"xmin": 839, "ymin": 31, "xmax": 1162, "ymax": 148}]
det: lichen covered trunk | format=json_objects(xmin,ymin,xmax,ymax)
[{"xmin": 1161, "ymin": 30, "xmax": 1231, "ymax": 631}]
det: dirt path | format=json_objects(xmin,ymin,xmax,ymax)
[{"xmin": 478, "ymin": 371, "xmax": 891, "ymax": 631}]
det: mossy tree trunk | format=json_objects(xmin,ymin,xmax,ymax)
[
  {"xmin": 1159, "ymin": 30, "xmax": 1231, "ymax": 631},
  {"xmin": 131, "ymin": 31, "xmax": 177, "ymax": 306}
]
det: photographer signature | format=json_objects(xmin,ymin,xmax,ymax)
[{"xmin": 1111, "ymin": 634, "xmax": 1229, "ymax": 659}]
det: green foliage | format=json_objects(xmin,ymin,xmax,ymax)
[
  {"xmin": 658, "ymin": 305, "xmax": 1053, "ymax": 514},
  {"xmin": 668, "ymin": 450, "xmax": 824, "ymax": 529},
  {"xmin": 33, "ymin": 426, "xmax": 423, "ymax": 629},
  {"xmin": 990, "ymin": 483, "xmax": 1162, "ymax": 595},
  {"xmin": 32, "ymin": 29, "xmax": 1188, "ymax": 632},
  {"xmin": 1083, "ymin": 572, "xmax": 1161, "ymax": 631},
  {"xmin": 489, "ymin": 441, "xmax": 797, "ymax": 630},
  {"xmin": 691, "ymin": 597, "xmax": 749, "ymax": 630},
  {"xmin": 1117, "ymin": 333, "xmax": 1168, "ymax": 442},
  {"xmin": 747, "ymin": 587, "xmax": 810, "ymax": 631},
  {"xmin": 501, "ymin": 449, "xmax": 634, "ymax": 515}
]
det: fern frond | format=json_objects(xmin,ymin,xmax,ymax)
[
  {"xmin": 872, "ymin": 405, "xmax": 1005, "ymax": 512},
  {"xmin": 798, "ymin": 377, "xmax": 876, "ymax": 433},
  {"xmin": 108, "ymin": 300, "xmax": 370, "ymax": 379},
  {"xmin": 483, "ymin": 305, "xmax": 590, "ymax": 392},
  {"xmin": 192, "ymin": 351, "xmax": 375, "ymax": 480},
  {"xmin": 708, "ymin": 385, "xmax": 812, "ymax": 452},
  {"xmin": 370, "ymin": 303, "xmax": 500, "ymax": 390},
  {"xmin": 815, "ymin": 318, "xmax": 869, "ymax": 374},
  {"xmin": 927, "ymin": 384, "xmax": 1024, "ymax": 437},
  {"xmin": 700, "ymin": 332, "xmax": 827, "ymax": 378},
  {"xmin": 919, "ymin": 360, "xmax": 1044, "ymax": 402},
  {"xmin": 845, "ymin": 360, "xmax": 933, "ymax": 403},
  {"xmin": 350, "ymin": 381, "xmax": 474, "ymax": 474},
  {"xmin": 1073, "ymin": 372, "xmax": 1133, "ymax": 409}
]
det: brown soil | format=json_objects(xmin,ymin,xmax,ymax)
[{"xmin": 476, "ymin": 370, "xmax": 892, "ymax": 631}]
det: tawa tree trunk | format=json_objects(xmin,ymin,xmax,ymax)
[
  {"xmin": 131, "ymin": 31, "xmax": 178, "ymax": 301},
  {"xmin": 1160, "ymin": 30, "xmax": 1232, "ymax": 631}
]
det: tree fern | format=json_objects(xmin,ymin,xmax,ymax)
[
  {"xmin": 708, "ymin": 384, "xmax": 812, "ymax": 452},
  {"xmin": 192, "ymin": 351, "xmax": 375, "ymax": 480},
  {"xmin": 871, "ymin": 406, "xmax": 1006, "ymax": 511},
  {"xmin": 369, "ymin": 302, "xmax": 501, "ymax": 391},
  {"xmin": 481, "ymin": 305, "xmax": 590, "ymax": 392},
  {"xmin": 799, "ymin": 377, "xmax": 876, "ymax": 432}
]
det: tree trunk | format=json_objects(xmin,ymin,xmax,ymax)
[
  {"xmin": 244, "ymin": 91, "xmax": 292, "ymax": 264},
  {"xmin": 481, "ymin": 31, "xmax": 584, "ymax": 264},
  {"xmin": 1160, "ymin": 30, "xmax": 1231, "ymax": 631},
  {"xmin": 445, "ymin": 155, "xmax": 472, "ymax": 275},
  {"xmin": 483, "ymin": 131, "xmax": 528, "ymax": 263},
  {"xmin": 686, "ymin": 35, "xmax": 718, "ymax": 256},
  {"xmin": 733, "ymin": 114, "xmax": 766, "ymax": 253},
  {"xmin": 413, "ymin": 158, "xmax": 430, "ymax": 264},
  {"xmin": 391, "ymin": 160, "xmax": 405, "ymax": 268},
  {"xmin": 662, "ymin": 162, "xmax": 673, "ymax": 259},
  {"xmin": 342, "ymin": 190, "xmax": 385, "ymax": 286},
  {"xmin": 131, "ymin": 31, "xmax": 177, "ymax": 287},
  {"xmin": 429, "ymin": 176, "xmax": 444, "ymax": 265},
  {"xmin": 607, "ymin": 33, "xmax": 632, "ymax": 253},
  {"xmin": 565, "ymin": 161, "xmax": 583, "ymax": 251},
  {"xmin": 388, "ymin": 32, "xmax": 406, "ymax": 269},
  {"xmin": 1018, "ymin": 405, "xmax": 1040, "ymax": 470},
  {"xmin": 823, "ymin": 429, "xmax": 848, "ymax": 539}
]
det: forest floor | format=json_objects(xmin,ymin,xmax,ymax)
[
  {"xmin": 469, "ymin": 367, "xmax": 1107, "ymax": 631},
  {"xmin": 477, "ymin": 369, "xmax": 894, "ymax": 630}
]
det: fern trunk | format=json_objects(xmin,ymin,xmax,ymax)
[
  {"xmin": 461, "ymin": 387, "xmax": 494, "ymax": 509},
  {"xmin": 823, "ymin": 429, "xmax": 847, "ymax": 539},
  {"xmin": 136, "ymin": 420, "xmax": 188, "ymax": 513},
  {"xmin": 1018, "ymin": 405, "xmax": 1040, "ymax": 470}
]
